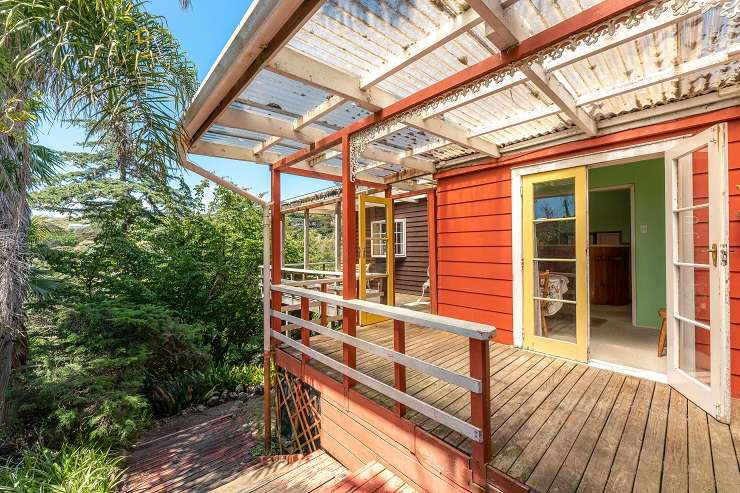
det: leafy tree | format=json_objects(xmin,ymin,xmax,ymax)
[{"xmin": 0, "ymin": 0, "xmax": 197, "ymax": 423}]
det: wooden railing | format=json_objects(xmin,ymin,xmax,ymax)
[{"xmin": 269, "ymin": 283, "xmax": 495, "ymax": 482}]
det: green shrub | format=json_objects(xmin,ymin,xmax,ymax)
[
  {"xmin": 0, "ymin": 446, "xmax": 123, "ymax": 493},
  {"xmin": 148, "ymin": 363, "xmax": 263, "ymax": 417},
  {"xmin": 8, "ymin": 302, "xmax": 208, "ymax": 448}
]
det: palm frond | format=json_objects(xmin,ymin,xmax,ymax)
[{"xmin": 28, "ymin": 144, "xmax": 62, "ymax": 187}]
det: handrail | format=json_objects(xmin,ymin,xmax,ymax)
[
  {"xmin": 273, "ymin": 311, "xmax": 481, "ymax": 393},
  {"xmin": 271, "ymin": 283, "xmax": 496, "ymax": 340},
  {"xmin": 270, "ymin": 328, "xmax": 484, "ymax": 441},
  {"xmin": 281, "ymin": 267, "xmax": 342, "ymax": 277},
  {"xmin": 283, "ymin": 277, "xmax": 343, "ymax": 287},
  {"xmin": 268, "ymin": 282, "xmax": 494, "ymax": 457}
]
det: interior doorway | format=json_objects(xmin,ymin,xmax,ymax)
[{"xmin": 587, "ymin": 178, "xmax": 665, "ymax": 376}]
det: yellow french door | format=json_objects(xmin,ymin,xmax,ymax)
[
  {"xmin": 359, "ymin": 195, "xmax": 395, "ymax": 325},
  {"xmin": 522, "ymin": 167, "xmax": 588, "ymax": 362}
]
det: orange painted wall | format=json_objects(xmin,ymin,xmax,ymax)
[
  {"xmin": 727, "ymin": 120, "xmax": 740, "ymax": 397},
  {"xmin": 435, "ymin": 117, "xmax": 740, "ymax": 397},
  {"xmin": 436, "ymin": 167, "xmax": 515, "ymax": 344}
]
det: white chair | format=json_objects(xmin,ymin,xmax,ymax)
[{"xmin": 416, "ymin": 266, "xmax": 430, "ymax": 303}]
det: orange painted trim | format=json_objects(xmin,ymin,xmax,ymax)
[
  {"xmin": 281, "ymin": 164, "xmax": 385, "ymax": 189},
  {"xmin": 341, "ymin": 135, "xmax": 358, "ymax": 391},
  {"xmin": 436, "ymin": 108, "xmax": 740, "ymax": 180},
  {"xmin": 273, "ymin": 0, "xmax": 651, "ymax": 171},
  {"xmin": 427, "ymin": 189, "xmax": 439, "ymax": 314},
  {"xmin": 270, "ymin": 168, "xmax": 282, "ymax": 340}
]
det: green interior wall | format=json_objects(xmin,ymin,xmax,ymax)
[
  {"xmin": 588, "ymin": 159, "xmax": 665, "ymax": 328},
  {"xmin": 589, "ymin": 189, "xmax": 631, "ymax": 244}
]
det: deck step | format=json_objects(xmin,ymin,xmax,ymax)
[
  {"xmin": 321, "ymin": 460, "xmax": 415, "ymax": 493},
  {"xmin": 213, "ymin": 449, "xmax": 349, "ymax": 493}
]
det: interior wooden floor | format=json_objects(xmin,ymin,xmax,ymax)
[{"xmin": 281, "ymin": 320, "xmax": 740, "ymax": 493}]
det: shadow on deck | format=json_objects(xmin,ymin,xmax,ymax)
[{"xmin": 281, "ymin": 321, "xmax": 740, "ymax": 492}]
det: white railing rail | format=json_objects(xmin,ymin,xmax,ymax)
[{"xmin": 269, "ymin": 283, "xmax": 495, "ymax": 443}]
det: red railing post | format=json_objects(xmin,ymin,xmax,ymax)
[
  {"xmin": 393, "ymin": 320, "xmax": 406, "ymax": 417},
  {"xmin": 300, "ymin": 296, "xmax": 310, "ymax": 364},
  {"xmin": 320, "ymin": 283, "xmax": 328, "ymax": 326},
  {"xmin": 469, "ymin": 338, "xmax": 491, "ymax": 487},
  {"xmin": 341, "ymin": 135, "xmax": 357, "ymax": 391}
]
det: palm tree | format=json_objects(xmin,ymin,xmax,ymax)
[{"xmin": 0, "ymin": 0, "xmax": 197, "ymax": 423}]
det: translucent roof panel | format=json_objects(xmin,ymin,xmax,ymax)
[
  {"xmin": 240, "ymin": 70, "xmax": 332, "ymax": 117},
  {"xmin": 553, "ymin": 6, "xmax": 739, "ymax": 116},
  {"xmin": 505, "ymin": 0, "xmax": 601, "ymax": 37},
  {"xmin": 193, "ymin": 1, "xmax": 739, "ymax": 174}
]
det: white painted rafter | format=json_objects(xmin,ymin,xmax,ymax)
[
  {"xmin": 468, "ymin": 1, "xmax": 597, "ymax": 135},
  {"xmin": 575, "ymin": 47, "xmax": 740, "ymax": 107},
  {"xmin": 267, "ymin": 48, "xmax": 500, "ymax": 157},
  {"xmin": 359, "ymin": 8, "xmax": 484, "ymax": 89},
  {"xmin": 215, "ymin": 106, "xmax": 435, "ymax": 173},
  {"xmin": 466, "ymin": 0, "xmax": 518, "ymax": 49},
  {"xmin": 294, "ymin": 95, "xmax": 345, "ymax": 130},
  {"xmin": 520, "ymin": 64, "xmax": 597, "ymax": 135}
]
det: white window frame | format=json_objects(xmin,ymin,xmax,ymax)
[
  {"xmin": 370, "ymin": 219, "xmax": 406, "ymax": 258},
  {"xmin": 394, "ymin": 218, "xmax": 407, "ymax": 258}
]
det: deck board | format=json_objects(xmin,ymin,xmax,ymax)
[
  {"xmin": 662, "ymin": 390, "xmax": 689, "ymax": 492},
  {"xmin": 279, "ymin": 321, "xmax": 740, "ymax": 492},
  {"xmin": 603, "ymin": 379, "xmax": 654, "ymax": 493}
]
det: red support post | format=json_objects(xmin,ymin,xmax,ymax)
[
  {"xmin": 270, "ymin": 168, "xmax": 282, "ymax": 337},
  {"xmin": 393, "ymin": 320, "xmax": 406, "ymax": 417},
  {"xmin": 341, "ymin": 135, "xmax": 357, "ymax": 391},
  {"xmin": 469, "ymin": 338, "xmax": 491, "ymax": 487},
  {"xmin": 426, "ymin": 189, "xmax": 438, "ymax": 314},
  {"xmin": 264, "ymin": 166, "xmax": 282, "ymax": 453},
  {"xmin": 300, "ymin": 296, "xmax": 310, "ymax": 364},
  {"xmin": 320, "ymin": 283, "xmax": 328, "ymax": 326}
]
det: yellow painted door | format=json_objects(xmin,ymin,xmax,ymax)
[
  {"xmin": 522, "ymin": 167, "xmax": 588, "ymax": 362},
  {"xmin": 359, "ymin": 195, "xmax": 395, "ymax": 325}
]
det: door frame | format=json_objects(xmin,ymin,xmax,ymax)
[
  {"xmin": 359, "ymin": 194, "xmax": 395, "ymax": 325},
  {"xmin": 512, "ymin": 137, "xmax": 691, "ymax": 359}
]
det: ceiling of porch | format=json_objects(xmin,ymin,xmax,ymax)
[{"xmin": 187, "ymin": 0, "xmax": 740, "ymax": 192}]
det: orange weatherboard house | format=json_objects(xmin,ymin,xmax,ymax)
[{"xmin": 180, "ymin": 1, "xmax": 740, "ymax": 491}]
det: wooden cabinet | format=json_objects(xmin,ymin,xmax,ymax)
[{"xmin": 589, "ymin": 245, "xmax": 631, "ymax": 305}]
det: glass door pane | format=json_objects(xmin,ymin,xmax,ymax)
[{"xmin": 523, "ymin": 167, "xmax": 587, "ymax": 362}]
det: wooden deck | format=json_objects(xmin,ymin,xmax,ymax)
[{"xmin": 281, "ymin": 321, "xmax": 740, "ymax": 493}]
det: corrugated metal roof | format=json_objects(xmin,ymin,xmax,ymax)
[{"xmin": 195, "ymin": 0, "xmax": 739, "ymax": 181}]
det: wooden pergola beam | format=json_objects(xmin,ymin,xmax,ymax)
[
  {"xmin": 359, "ymin": 8, "xmax": 484, "ymax": 89},
  {"xmin": 190, "ymin": 0, "xmax": 326, "ymax": 145},
  {"xmin": 273, "ymin": 0, "xmax": 651, "ymax": 170},
  {"xmin": 470, "ymin": 2, "xmax": 597, "ymax": 135},
  {"xmin": 268, "ymin": 48, "xmax": 499, "ymax": 158},
  {"xmin": 216, "ymin": 106, "xmax": 436, "ymax": 173},
  {"xmin": 181, "ymin": 159, "xmax": 268, "ymax": 207}
]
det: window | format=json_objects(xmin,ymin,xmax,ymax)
[
  {"xmin": 394, "ymin": 219, "xmax": 406, "ymax": 257},
  {"xmin": 370, "ymin": 219, "xmax": 406, "ymax": 258},
  {"xmin": 370, "ymin": 220, "xmax": 386, "ymax": 258}
]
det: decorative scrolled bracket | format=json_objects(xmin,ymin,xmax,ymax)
[{"xmin": 347, "ymin": 0, "xmax": 737, "ymax": 182}]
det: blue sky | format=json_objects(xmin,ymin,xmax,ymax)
[{"xmin": 36, "ymin": 0, "xmax": 330, "ymax": 202}]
